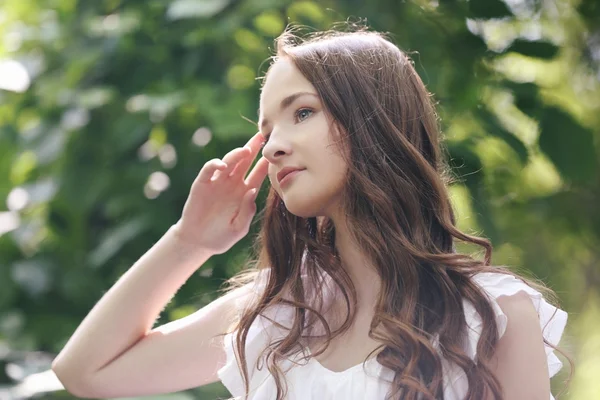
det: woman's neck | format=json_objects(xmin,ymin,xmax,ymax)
[{"xmin": 331, "ymin": 218, "xmax": 381, "ymax": 312}]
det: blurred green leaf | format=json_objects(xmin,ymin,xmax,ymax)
[
  {"xmin": 502, "ymin": 81, "xmax": 541, "ymax": 117},
  {"xmin": 0, "ymin": 262, "xmax": 18, "ymax": 308},
  {"xmin": 477, "ymin": 107, "xmax": 529, "ymax": 164},
  {"xmin": 166, "ymin": 0, "xmax": 231, "ymax": 20},
  {"xmin": 226, "ymin": 64, "xmax": 256, "ymax": 90},
  {"xmin": 539, "ymin": 107, "xmax": 598, "ymax": 184},
  {"xmin": 287, "ymin": 1, "xmax": 325, "ymax": 24},
  {"xmin": 10, "ymin": 151, "xmax": 37, "ymax": 185},
  {"xmin": 447, "ymin": 141, "xmax": 500, "ymax": 242},
  {"xmin": 234, "ymin": 28, "xmax": 264, "ymax": 51},
  {"xmin": 468, "ymin": 0, "xmax": 513, "ymax": 19},
  {"xmin": 505, "ymin": 39, "xmax": 560, "ymax": 60},
  {"xmin": 88, "ymin": 217, "xmax": 151, "ymax": 268},
  {"xmin": 253, "ymin": 10, "xmax": 285, "ymax": 36}
]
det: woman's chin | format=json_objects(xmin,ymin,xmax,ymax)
[
  {"xmin": 285, "ymin": 206, "xmax": 319, "ymax": 219},
  {"xmin": 280, "ymin": 189, "xmax": 339, "ymax": 219},
  {"xmin": 282, "ymin": 199, "xmax": 322, "ymax": 219}
]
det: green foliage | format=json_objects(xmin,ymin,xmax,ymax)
[
  {"xmin": 506, "ymin": 39, "xmax": 560, "ymax": 60},
  {"xmin": 0, "ymin": 0, "xmax": 599, "ymax": 398},
  {"xmin": 539, "ymin": 107, "xmax": 597, "ymax": 184}
]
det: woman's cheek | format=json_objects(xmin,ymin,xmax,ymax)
[{"xmin": 267, "ymin": 166, "xmax": 276, "ymax": 187}]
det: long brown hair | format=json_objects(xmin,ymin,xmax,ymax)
[{"xmin": 220, "ymin": 25, "xmax": 572, "ymax": 400}]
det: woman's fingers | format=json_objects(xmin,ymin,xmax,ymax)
[
  {"xmin": 245, "ymin": 157, "xmax": 269, "ymax": 189},
  {"xmin": 205, "ymin": 146, "xmax": 246, "ymax": 180},
  {"xmin": 221, "ymin": 147, "xmax": 250, "ymax": 169},
  {"xmin": 197, "ymin": 132, "xmax": 268, "ymax": 185},
  {"xmin": 197, "ymin": 159, "xmax": 227, "ymax": 183},
  {"xmin": 231, "ymin": 188, "xmax": 260, "ymax": 233},
  {"xmin": 244, "ymin": 131, "xmax": 265, "ymax": 154},
  {"xmin": 229, "ymin": 132, "xmax": 266, "ymax": 178}
]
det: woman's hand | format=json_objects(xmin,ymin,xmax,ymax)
[{"xmin": 173, "ymin": 132, "xmax": 269, "ymax": 255}]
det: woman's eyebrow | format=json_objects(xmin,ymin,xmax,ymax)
[{"xmin": 258, "ymin": 92, "xmax": 318, "ymax": 129}]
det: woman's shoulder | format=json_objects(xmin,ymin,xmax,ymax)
[{"xmin": 463, "ymin": 270, "xmax": 568, "ymax": 379}]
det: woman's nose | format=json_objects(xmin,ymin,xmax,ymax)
[{"xmin": 262, "ymin": 132, "xmax": 293, "ymax": 163}]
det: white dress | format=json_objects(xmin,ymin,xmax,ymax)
[{"xmin": 217, "ymin": 271, "xmax": 567, "ymax": 399}]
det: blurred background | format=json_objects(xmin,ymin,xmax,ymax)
[{"xmin": 0, "ymin": 0, "xmax": 598, "ymax": 399}]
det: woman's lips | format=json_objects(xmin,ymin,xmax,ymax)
[{"xmin": 279, "ymin": 169, "xmax": 304, "ymax": 187}]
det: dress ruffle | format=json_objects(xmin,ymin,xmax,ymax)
[{"xmin": 466, "ymin": 272, "xmax": 568, "ymax": 379}]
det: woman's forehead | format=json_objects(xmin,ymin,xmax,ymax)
[
  {"xmin": 261, "ymin": 60, "xmax": 307, "ymax": 96},
  {"xmin": 259, "ymin": 60, "xmax": 317, "ymax": 120}
]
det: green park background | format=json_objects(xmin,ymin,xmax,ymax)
[{"xmin": 0, "ymin": 0, "xmax": 599, "ymax": 399}]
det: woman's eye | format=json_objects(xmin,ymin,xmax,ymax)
[
  {"xmin": 261, "ymin": 109, "xmax": 312, "ymax": 145},
  {"xmin": 295, "ymin": 108, "xmax": 313, "ymax": 122}
]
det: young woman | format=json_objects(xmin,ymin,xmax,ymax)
[{"xmin": 51, "ymin": 27, "xmax": 571, "ymax": 400}]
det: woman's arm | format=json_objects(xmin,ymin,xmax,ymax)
[
  {"xmin": 489, "ymin": 291, "xmax": 551, "ymax": 400},
  {"xmin": 52, "ymin": 133, "xmax": 267, "ymax": 397},
  {"xmin": 51, "ymin": 226, "xmax": 248, "ymax": 398}
]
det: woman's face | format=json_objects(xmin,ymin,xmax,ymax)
[{"xmin": 260, "ymin": 58, "xmax": 348, "ymax": 218}]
